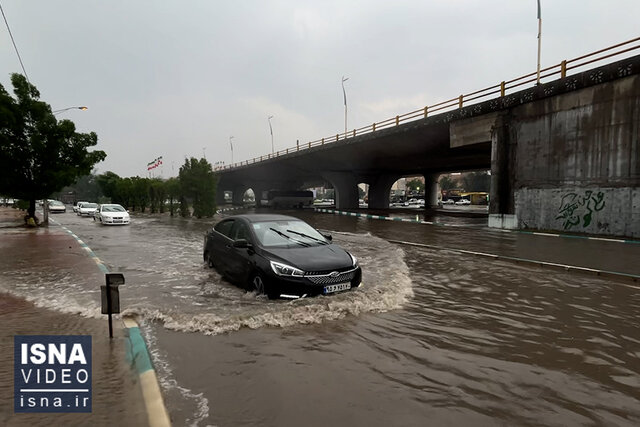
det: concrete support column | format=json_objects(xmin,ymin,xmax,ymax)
[
  {"xmin": 231, "ymin": 186, "xmax": 246, "ymax": 206},
  {"xmin": 250, "ymin": 184, "xmax": 268, "ymax": 207},
  {"xmin": 423, "ymin": 173, "xmax": 440, "ymax": 208},
  {"xmin": 367, "ymin": 175, "xmax": 399, "ymax": 209},
  {"xmin": 216, "ymin": 189, "xmax": 227, "ymax": 206},
  {"xmin": 489, "ymin": 114, "xmax": 517, "ymax": 229},
  {"xmin": 323, "ymin": 172, "xmax": 359, "ymax": 210}
]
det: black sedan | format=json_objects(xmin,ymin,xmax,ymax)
[{"xmin": 203, "ymin": 214, "xmax": 361, "ymax": 299}]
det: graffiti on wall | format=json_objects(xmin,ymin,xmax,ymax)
[{"xmin": 556, "ymin": 191, "xmax": 606, "ymax": 230}]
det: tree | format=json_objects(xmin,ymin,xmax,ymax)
[
  {"xmin": 179, "ymin": 157, "xmax": 217, "ymax": 218},
  {"xmin": 439, "ymin": 175, "xmax": 458, "ymax": 190},
  {"xmin": 96, "ymin": 171, "xmax": 121, "ymax": 203},
  {"xmin": 0, "ymin": 74, "xmax": 106, "ymax": 221},
  {"xmin": 462, "ymin": 171, "xmax": 490, "ymax": 192},
  {"xmin": 148, "ymin": 178, "xmax": 167, "ymax": 214},
  {"xmin": 165, "ymin": 177, "xmax": 181, "ymax": 216},
  {"xmin": 406, "ymin": 178, "xmax": 423, "ymax": 193}
]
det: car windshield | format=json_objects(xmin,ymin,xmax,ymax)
[
  {"xmin": 49, "ymin": 201, "xmax": 64, "ymax": 206},
  {"xmin": 251, "ymin": 220, "xmax": 328, "ymax": 248},
  {"xmin": 83, "ymin": 203, "xmax": 98, "ymax": 208},
  {"xmin": 103, "ymin": 205, "xmax": 125, "ymax": 212}
]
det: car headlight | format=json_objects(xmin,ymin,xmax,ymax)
[
  {"xmin": 348, "ymin": 252, "xmax": 358, "ymax": 267},
  {"xmin": 270, "ymin": 261, "xmax": 304, "ymax": 277}
]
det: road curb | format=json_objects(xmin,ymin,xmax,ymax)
[{"xmin": 124, "ymin": 318, "xmax": 172, "ymax": 427}]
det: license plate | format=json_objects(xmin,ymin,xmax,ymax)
[
  {"xmin": 323, "ymin": 282, "xmax": 350, "ymax": 294},
  {"xmin": 113, "ymin": 220, "xmax": 122, "ymax": 223}
]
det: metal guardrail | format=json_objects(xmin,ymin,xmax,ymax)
[{"xmin": 216, "ymin": 37, "xmax": 640, "ymax": 171}]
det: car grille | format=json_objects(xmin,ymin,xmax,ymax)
[{"xmin": 305, "ymin": 268, "xmax": 357, "ymax": 285}]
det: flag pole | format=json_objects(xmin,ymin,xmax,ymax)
[{"xmin": 536, "ymin": 0, "xmax": 542, "ymax": 85}]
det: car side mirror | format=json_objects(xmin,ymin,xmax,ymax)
[
  {"xmin": 323, "ymin": 234, "xmax": 332, "ymax": 241},
  {"xmin": 233, "ymin": 239, "xmax": 252, "ymax": 249}
]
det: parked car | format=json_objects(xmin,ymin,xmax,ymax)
[
  {"xmin": 93, "ymin": 204, "xmax": 130, "ymax": 225},
  {"xmin": 203, "ymin": 214, "xmax": 361, "ymax": 299},
  {"xmin": 77, "ymin": 202, "xmax": 98, "ymax": 216},
  {"xmin": 455, "ymin": 198, "xmax": 471, "ymax": 205},
  {"xmin": 48, "ymin": 200, "xmax": 66, "ymax": 213},
  {"xmin": 442, "ymin": 199, "xmax": 455, "ymax": 204}
]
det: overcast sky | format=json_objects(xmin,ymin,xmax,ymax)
[{"xmin": 1, "ymin": 0, "xmax": 639, "ymax": 178}]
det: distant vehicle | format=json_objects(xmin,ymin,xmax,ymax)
[
  {"xmin": 455, "ymin": 199, "xmax": 471, "ymax": 205},
  {"xmin": 48, "ymin": 200, "xmax": 66, "ymax": 213},
  {"xmin": 93, "ymin": 204, "xmax": 130, "ymax": 225},
  {"xmin": 442, "ymin": 199, "xmax": 455, "ymax": 205},
  {"xmin": 203, "ymin": 214, "xmax": 361, "ymax": 299},
  {"xmin": 77, "ymin": 202, "xmax": 98, "ymax": 216},
  {"xmin": 73, "ymin": 201, "xmax": 88, "ymax": 213},
  {"xmin": 265, "ymin": 190, "xmax": 313, "ymax": 208}
]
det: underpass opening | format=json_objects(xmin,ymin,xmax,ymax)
[{"xmin": 439, "ymin": 170, "xmax": 490, "ymax": 209}]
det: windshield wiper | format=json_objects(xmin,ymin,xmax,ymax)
[
  {"xmin": 286, "ymin": 229, "xmax": 328, "ymax": 245},
  {"xmin": 269, "ymin": 228, "xmax": 310, "ymax": 247}
]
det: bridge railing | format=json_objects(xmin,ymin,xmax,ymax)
[{"xmin": 216, "ymin": 36, "xmax": 640, "ymax": 171}]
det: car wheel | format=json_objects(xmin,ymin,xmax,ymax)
[
  {"xmin": 251, "ymin": 273, "xmax": 265, "ymax": 294},
  {"xmin": 250, "ymin": 272, "xmax": 275, "ymax": 298}
]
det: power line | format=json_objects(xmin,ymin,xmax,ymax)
[{"xmin": 0, "ymin": 1, "xmax": 30, "ymax": 83}]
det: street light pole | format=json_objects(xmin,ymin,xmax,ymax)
[
  {"xmin": 536, "ymin": 0, "xmax": 542, "ymax": 85},
  {"xmin": 52, "ymin": 106, "xmax": 88, "ymax": 115},
  {"xmin": 342, "ymin": 76, "xmax": 349, "ymax": 138},
  {"xmin": 268, "ymin": 115, "xmax": 274, "ymax": 154},
  {"xmin": 229, "ymin": 136, "xmax": 234, "ymax": 165}
]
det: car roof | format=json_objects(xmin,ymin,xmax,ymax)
[{"xmin": 227, "ymin": 214, "xmax": 302, "ymax": 223}]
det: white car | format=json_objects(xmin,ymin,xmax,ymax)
[
  {"xmin": 93, "ymin": 204, "xmax": 130, "ymax": 225},
  {"xmin": 48, "ymin": 200, "xmax": 66, "ymax": 213},
  {"xmin": 77, "ymin": 202, "xmax": 98, "ymax": 216},
  {"xmin": 442, "ymin": 199, "xmax": 455, "ymax": 205},
  {"xmin": 455, "ymin": 199, "xmax": 471, "ymax": 205},
  {"xmin": 73, "ymin": 201, "xmax": 88, "ymax": 213}
]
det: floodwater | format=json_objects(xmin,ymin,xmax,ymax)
[{"xmin": 1, "ymin": 208, "xmax": 639, "ymax": 426}]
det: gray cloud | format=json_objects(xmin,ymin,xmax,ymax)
[{"xmin": 1, "ymin": 0, "xmax": 638, "ymax": 177}]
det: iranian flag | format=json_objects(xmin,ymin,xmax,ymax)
[{"xmin": 147, "ymin": 156, "xmax": 163, "ymax": 171}]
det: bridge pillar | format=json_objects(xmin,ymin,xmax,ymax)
[
  {"xmin": 231, "ymin": 186, "xmax": 246, "ymax": 206},
  {"xmin": 489, "ymin": 114, "xmax": 517, "ymax": 229},
  {"xmin": 423, "ymin": 173, "xmax": 440, "ymax": 208},
  {"xmin": 323, "ymin": 172, "xmax": 358, "ymax": 210},
  {"xmin": 367, "ymin": 175, "xmax": 399, "ymax": 209},
  {"xmin": 250, "ymin": 184, "xmax": 268, "ymax": 207}
]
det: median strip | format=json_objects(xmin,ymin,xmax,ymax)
[{"xmin": 314, "ymin": 208, "xmax": 639, "ymax": 244}]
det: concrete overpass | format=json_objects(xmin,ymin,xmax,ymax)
[{"xmin": 216, "ymin": 45, "xmax": 640, "ymax": 238}]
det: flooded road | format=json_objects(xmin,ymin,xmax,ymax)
[{"xmin": 2, "ymin": 208, "xmax": 639, "ymax": 426}]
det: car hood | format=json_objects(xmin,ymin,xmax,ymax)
[{"xmin": 263, "ymin": 244, "xmax": 353, "ymax": 272}]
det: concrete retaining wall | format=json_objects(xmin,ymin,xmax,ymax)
[
  {"xmin": 515, "ymin": 187, "xmax": 640, "ymax": 237},
  {"xmin": 510, "ymin": 74, "xmax": 640, "ymax": 238}
]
